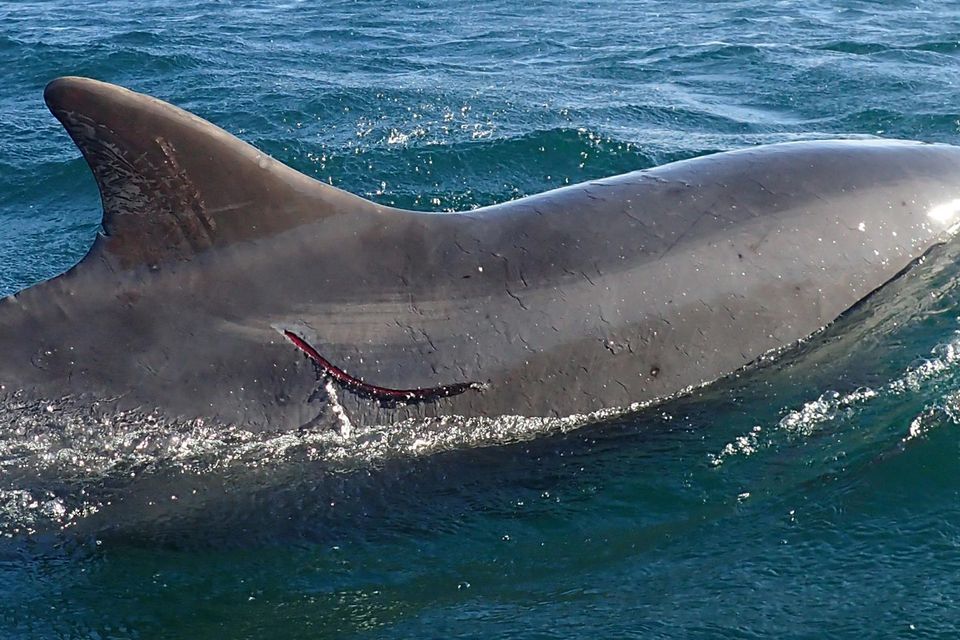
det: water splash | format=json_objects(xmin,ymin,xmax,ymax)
[
  {"xmin": 0, "ymin": 388, "xmax": 665, "ymax": 536},
  {"xmin": 710, "ymin": 330, "xmax": 960, "ymax": 467}
]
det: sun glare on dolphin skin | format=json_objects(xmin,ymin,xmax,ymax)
[{"xmin": 926, "ymin": 198, "xmax": 960, "ymax": 234}]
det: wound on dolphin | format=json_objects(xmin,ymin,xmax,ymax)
[{"xmin": 283, "ymin": 330, "xmax": 481, "ymax": 403}]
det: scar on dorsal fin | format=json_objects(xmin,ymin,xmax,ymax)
[{"xmin": 44, "ymin": 76, "xmax": 390, "ymax": 270}]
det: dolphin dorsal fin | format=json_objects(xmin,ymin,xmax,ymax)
[{"xmin": 44, "ymin": 77, "xmax": 385, "ymax": 269}]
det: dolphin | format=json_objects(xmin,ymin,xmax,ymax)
[{"xmin": 2, "ymin": 76, "xmax": 960, "ymax": 432}]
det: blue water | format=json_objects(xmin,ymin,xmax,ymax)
[{"xmin": 2, "ymin": 1, "xmax": 960, "ymax": 637}]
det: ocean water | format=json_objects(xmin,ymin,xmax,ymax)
[{"xmin": 2, "ymin": 0, "xmax": 960, "ymax": 637}]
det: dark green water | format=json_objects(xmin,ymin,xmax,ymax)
[{"xmin": 2, "ymin": 1, "xmax": 960, "ymax": 637}]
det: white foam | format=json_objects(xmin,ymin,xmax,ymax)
[
  {"xmin": 711, "ymin": 331, "xmax": 960, "ymax": 465},
  {"xmin": 0, "ymin": 388, "xmax": 663, "ymax": 533}
]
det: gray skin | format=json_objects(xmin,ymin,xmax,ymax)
[{"xmin": 2, "ymin": 76, "xmax": 960, "ymax": 432}]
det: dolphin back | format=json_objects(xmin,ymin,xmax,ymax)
[{"xmin": 6, "ymin": 78, "xmax": 960, "ymax": 432}]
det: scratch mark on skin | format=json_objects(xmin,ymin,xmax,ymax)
[
  {"xmin": 516, "ymin": 332, "xmax": 536, "ymax": 354},
  {"xmin": 747, "ymin": 177, "xmax": 772, "ymax": 193},
  {"xmin": 662, "ymin": 210, "xmax": 710, "ymax": 256},
  {"xmin": 622, "ymin": 207, "xmax": 651, "ymax": 228},
  {"xmin": 506, "ymin": 287, "xmax": 528, "ymax": 310},
  {"xmin": 283, "ymin": 330, "xmax": 482, "ymax": 403},
  {"xmin": 597, "ymin": 305, "xmax": 612, "ymax": 326},
  {"xmin": 417, "ymin": 327, "xmax": 439, "ymax": 354},
  {"xmin": 489, "ymin": 251, "xmax": 530, "ymax": 310}
]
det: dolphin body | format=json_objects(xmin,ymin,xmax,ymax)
[{"xmin": 2, "ymin": 76, "xmax": 960, "ymax": 432}]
